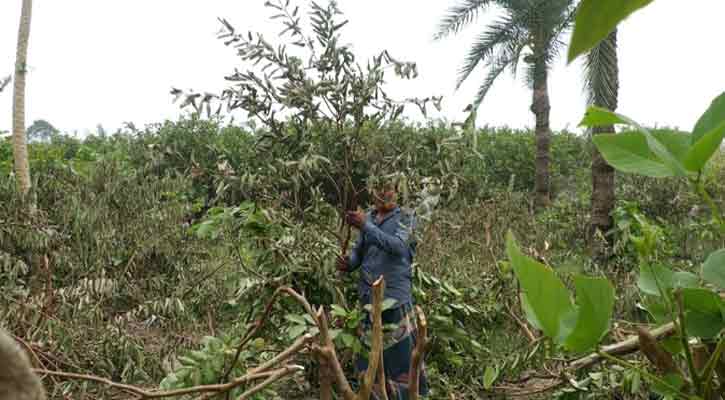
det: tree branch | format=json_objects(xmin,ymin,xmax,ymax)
[
  {"xmin": 358, "ymin": 277, "xmax": 385, "ymax": 400},
  {"xmin": 409, "ymin": 306, "xmax": 429, "ymax": 400},
  {"xmin": 32, "ymin": 366, "xmax": 302, "ymax": 399}
]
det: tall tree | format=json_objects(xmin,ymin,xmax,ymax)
[
  {"xmin": 26, "ymin": 119, "xmax": 58, "ymax": 143},
  {"xmin": 435, "ymin": 0, "xmax": 574, "ymax": 209},
  {"xmin": 586, "ymin": 29, "xmax": 619, "ymax": 254},
  {"xmin": 13, "ymin": 0, "xmax": 33, "ymax": 196}
]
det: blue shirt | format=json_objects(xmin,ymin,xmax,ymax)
[{"xmin": 347, "ymin": 207, "xmax": 416, "ymax": 306}]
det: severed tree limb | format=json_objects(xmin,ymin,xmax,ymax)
[
  {"xmin": 567, "ymin": 322, "xmax": 676, "ymax": 371},
  {"xmin": 376, "ymin": 352, "xmax": 389, "ymax": 400},
  {"xmin": 312, "ymin": 278, "xmax": 387, "ymax": 400},
  {"xmin": 408, "ymin": 306, "xmax": 429, "ymax": 400},
  {"xmin": 248, "ymin": 334, "xmax": 315, "ymax": 375},
  {"xmin": 496, "ymin": 323, "xmax": 678, "ymax": 397},
  {"xmin": 236, "ymin": 365, "xmax": 304, "ymax": 400},
  {"xmin": 33, "ymin": 366, "xmax": 302, "ymax": 399},
  {"xmin": 314, "ymin": 307, "xmax": 356, "ymax": 400},
  {"xmin": 358, "ymin": 277, "xmax": 385, "ymax": 400}
]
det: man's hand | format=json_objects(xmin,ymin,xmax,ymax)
[
  {"xmin": 336, "ymin": 254, "xmax": 349, "ymax": 272},
  {"xmin": 345, "ymin": 210, "xmax": 366, "ymax": 229}
]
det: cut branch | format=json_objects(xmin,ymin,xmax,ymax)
[
  {"xmin": 567, "ymin": 322, "xmax": 676, "ymax": 371},
  {"xmin": 359, "ymin": 277, "xmax": 385, "ymax": 400},
  {"xmin": 409, "ymin": 306, "xmax": 429, "ymax": 400},
  {"xmin": 32, "ymin": 366, "xmax": 302, "ymax": 399}
]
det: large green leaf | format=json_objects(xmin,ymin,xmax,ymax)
[
  {"xmin": 506, "ymin": 232, "xmax": 574, "ymax": 340},
  {"xmin": 638, "ymin": 264, "xmax": 697, "ymax": 296},
  {"xmin": 583, "ymin": 107, "xmax": 689, "ymax": 177},
  {"xmin": 684, "ymin": 121, "xmax": 725, "ymax": 172},
  {"xmin": 692, "ymin": 92, "xmax": 725, "ymax": 144},
  {"xmin": 681, "ymin": 288, "xmax": 725, "ymax": 338},
  {"xmin": 638, "ymin": 264, "xmax": 674, "ymax": 296},
  {"xmin": 563, "ymin": 276, "xmax": 615, "ymax": 352},
  {"xmin": 592, "ymin": 131, "xmax": 689, "ymax": 178},
  {"xmin": 567, "ymin": 0, "xmax": 655, "ymax": 63},
  {"xmin": 640, "ymin": 129, "xmax": 689, "ymax": 177},
  {"xmin": 579, "ymin": 106, "xmax": 633, "ymax": 127},
  {"xmin": 702, "ymin": 249, "xmax": 725, "ymax": 289}
]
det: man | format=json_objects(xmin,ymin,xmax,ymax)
[{"xmin": 337, "ymin": 181, "xmax": 428, "ymax": 399}]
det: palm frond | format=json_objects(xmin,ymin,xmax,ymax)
[
  {"xmin": 434, "ymin": 0, "xmax": 494, "ymax": 41},
  {"xmin": 584, "ymin": 29, "xmax": 618, "ymax": 109},
  {"xmin": 471, "ymin": 53, "xmax": 514, "ymax": 110},
  {"xmin": 455, "ymin": 17, "xmax": 519, "ymax": 90}
]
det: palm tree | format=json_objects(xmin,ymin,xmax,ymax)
[
  {"xmin": 435, "ymin": 0, "xmax": 574, "ymax": 209},
  {"xmin": 586, "ymin": 29, "xmax": 619, "ymax": 254},
  {"xmin": 13, "ymin": 0, "xmax": 33, "ymax": 196}
]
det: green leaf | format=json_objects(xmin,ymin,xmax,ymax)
[
  {"xmin": 567, "ymin": 0, "xmax": 655, "ymax": 63},
  {"xmin": 483, "ymin": 365, "xmax": 500, "ymax": 390},
  {"xmin": 672, "ymin": 271, "xmax": 699, "ymax": 289},
  {"xmin": 638, "ymin": 264, "xmax": 674, "ymax": 296},
  {"xmin": 506, "ymin": 231, "xmax": 574, "ymax": 340},
  {"xmin": 381, "ymin": 298, "xmax": 398, "ymax": 311},
  {"xmin": 592, "ymin": 131, "xmax": 690, "ymax": 178},
  {"xmin": 684, "ymin": 121, "xmax": 725, "ymax": 172},
  {"xmin": 330, "ymin": 304, "xmax": 347, "ymax": 318},
  {"xmin": 702, "ymin": 249, "xmax": 725, "ymax": 289},
  {"xmin": 339, "ymin": 333, "xmax": 356, "ymax": 348},
  {"xmin": 285, "ymin": 314, "xmax": 307, "ymax": 325},
  {"xmin": 520, "ymin": 293, "xmax": 544, "ymax": 331},
  {"xmin": 579, "ymin": 106, "xmax": 634, "ymax": 128},
  {"xmin": 660, "ymin": 336, "xmax": 682, "ymax": 355},
  {"xmin": 641, "ymin": 297, "xmax": 672, "ymax": 323},
  {"xmin": 650, "ymin": 373, "xmax": 684, "ymax": 399},
  {"xmin": 681, "ymin": 288, "xmax": 724, "ymax": 338},
  {"xmin": 692, "ymin": 92, "xmax": 725, "ymax": 144},
  {"xmin": 287, "ymin": 324, "xmax": 306, "ymax": 339},
  {"xmin": 563, "ymin": 276, "xmax": 615, "ymax": 352}
]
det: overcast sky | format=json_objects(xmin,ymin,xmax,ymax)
[{"xmin": 1, "ymin": 1, "xmax": 724, "ymax": 136}]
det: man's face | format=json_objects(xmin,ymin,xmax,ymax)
[{"xmin": 372, "ymin": 186, "xmax": 396, "ymax": 212}]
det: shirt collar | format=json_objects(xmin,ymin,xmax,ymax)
[{"xmin": 371, "ymin": 206, "xmax": 400, "ymax": 225}]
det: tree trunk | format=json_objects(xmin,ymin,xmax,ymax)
[
  {"xmin": 13, "ymin": 0, "xmax": 33, "ymax": 197},
  {"xmin": 590, "ymin": 30, "xmax": 619, "ymax": 257},
  {"xmin": 531, "ymin": 60, "xmax": 551, "ymax": 210}
]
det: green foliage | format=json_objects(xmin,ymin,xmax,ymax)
[
  {"xmin": 506, "ymin": 232, "xmax": 614, "ymax": 352},
  {"xmin": 160, "ymin": 335, "xmax": 272, "ymax": 399},
  {"xmin": 701, "ymin": 249, "xmax": 725, "ymax": 289},
  {"xmin": 567, "ymin": 0, "xmax": 655, "ymax": 63},
  {"xmin": 586, "ymin": 92, "xmax": 725, "ymax": 180}
]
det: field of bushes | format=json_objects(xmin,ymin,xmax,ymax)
[{"xmin": 2, "ymin": 117, "xmax": 724, "ymax": 399}]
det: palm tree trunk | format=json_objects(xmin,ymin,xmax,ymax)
[
  {"xmin": 590, "ymin": 30, "xmax": 619, "ymax": 256},
  {"xmin": 531, "ymin": 59, "xmax": 551, "ymax": 210},
  {"xmin": 13, "ymin": 0, "xmax": 33, "ymax": 197}
]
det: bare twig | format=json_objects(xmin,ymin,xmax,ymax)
[{"xmin": 505, "ymin": 303, "xmax": 537, "ymax": 344}]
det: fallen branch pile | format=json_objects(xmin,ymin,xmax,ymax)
[
  {"xmin": 14, "ymin": 277, "xmax": 428, "ymax": 400},
  {"xmin": 494, "ymin": 322, "xmax": 677, "ymax": 397}
]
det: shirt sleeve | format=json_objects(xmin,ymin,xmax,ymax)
[
  {"xmin": 361, "ymin": 213, "xmax": 416, "ymax": 258},
  {"xmin": 347, "ymin": 233, "xmax": 364, "ymax": 271}
]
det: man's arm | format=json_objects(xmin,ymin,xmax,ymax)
[
  {"xmin": 347, "ymin": 233, "xmax": 364, "ymax": 271},
  {"xmin": 361, "ymin": 213, "xmax": 415, "ymax": 257}
]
